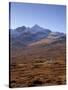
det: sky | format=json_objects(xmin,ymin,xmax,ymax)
[{"xmin": 10, "ymin": 2, "xmax": 66, "ymax": 33}]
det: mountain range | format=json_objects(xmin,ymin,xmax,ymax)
[{"xmin": 10, "ymin": 24, "xmax": 66, "ymax": 48}]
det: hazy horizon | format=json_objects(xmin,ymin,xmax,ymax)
[{"xmin": 10, "ymin": 2, "xmax": 66, "ymax": 33}]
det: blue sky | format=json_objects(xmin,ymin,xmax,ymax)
[{"xmin": 10, "ymin": 2, "xmax": 66, "ymax": 33}]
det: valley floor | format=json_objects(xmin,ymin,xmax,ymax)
[{"xmin": 10, "ymin": 41, "xmax": 66, "ymax": 87}]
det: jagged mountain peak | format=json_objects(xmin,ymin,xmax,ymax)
[
  {"xmin": 31, "ymin": 24, "xmax": 44, "ymax": 30},
  {"xmin": 32, "ymin": 24, "xmax": 42, "ymax": 28},
  {"xmin": 15, "ymin": 26, "xmax": 26, "ymax": 32}
]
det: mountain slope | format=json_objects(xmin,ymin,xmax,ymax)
[
  {"xmin": 10, "ymin": 25, "xmax": 65, "ymax": 48},
  {"xmin": 10, "ymin": 32, "xmax": 66, "ymax": 87},
  {"xmin": 10, "ymin": 25, "xmax": 66, "ymax": 87}
]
